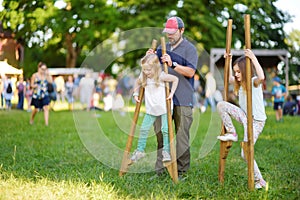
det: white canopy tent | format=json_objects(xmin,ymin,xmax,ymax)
[
  {"xmin": 0, "ymin": 60, "xmax": 23, "ymax": 75},
  {"xmin": 48, "ymin": 68, "xmax": 93, "ymax": 76}
]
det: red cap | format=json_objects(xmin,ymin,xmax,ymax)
[{"xmin": 163, "ymin": 17, "xmax": 184, "ymax": 34}]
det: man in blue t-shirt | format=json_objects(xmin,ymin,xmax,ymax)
[
  {"xmin": 147, "ymin": 16, "xmax": 198, "ymax": 178},
  {"xmin": 271, "ymin": 76, "xmax": 287, "ymax": 122}
]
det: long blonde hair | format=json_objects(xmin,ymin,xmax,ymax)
[
  {"xmin": 140, "ymin": 54, "xmax": 162, "ymax": 87},
  {"xmin": 233, "ymin": 56, "xmax": 256, "ymax": 95}
]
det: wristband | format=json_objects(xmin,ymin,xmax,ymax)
[{"xmin": 171, "ymin": 62, "xmax": 178, "ymax": 69}]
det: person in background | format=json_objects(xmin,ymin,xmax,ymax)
[
  {"xmin": 3, "ymin": 75, "xmax": 13, "ymax": 110},
  {"xmin": 65, "ymin": 75, "xmax": 75, "ymax": 110},
  {"xmin": 25, "ymin": 78, "xmax": 32, "ymax": 112},
  {"xmin": 271, "ymin": 76, "xmax": 287, "ymax": 122},
  {"xmin": 283, "ymin": 95, "xmax": 297, "ymax": 116},
  {"xmin": 48, "ymin": 79, "xmax": 57, "ymax": 110},
  {"xmin": 217, "ymin": 49, "xmax": 267, "ymax": 189},
  {"xmin": 16, "ymin": 76, "xmax": 26, "ymax": 110},
  {"xmin": 202, "ymin": 72, "xmax": 217, "ymax": 112},
  {"xmin": 30, "ymin": 62, "xmax": 52, "ymax": 126},
  {"xmin": 72, "ymin": 73, "xmax": 81, "ymax": 100},
  {"xmin": 193, "ymin": 73, "xmax": 203, "ymax": 110},
  {"xmin": 54, "ymin": 75, "xmax": 65, "ymax": 103},
  {"xmin": 79, "ymin": 73, "xmax": 95, "ymax": 111},
  {"xmin": 0, "ymin": 74, "xmax": 5, "ymax": 109}
]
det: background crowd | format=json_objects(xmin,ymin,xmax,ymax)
[{"xmin": 0, "ymin": 69, "xmax": 299, "ymax": 119}]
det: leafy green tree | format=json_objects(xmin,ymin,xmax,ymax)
[
  {"xmin": 0, "ymin": 0, "xmax": 120, "ymax": 72},
  {"xmin": 0, "ymin": 1, "xmax": 57, "ymax": 74},
  {"xmin": 49, "ymin": 0, "xmax": 120, "ymax": 68},
  {"xmin": 116, "ymin": 0, "xmax": 290, "ymax": 49},
  {"xmin": 0, "ymin": 0, "xmax": 293, "ymax": 77},
  {"xmin": 285, "ymin": 29, "xmax": 300, "ymax": 85},
  {"xmin": 110, "ymin": 0, "xmax": 291, "ymax": 74}
]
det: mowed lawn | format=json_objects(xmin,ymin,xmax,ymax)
[{"xmin": 0, "ymin": 106, "xmax": 299, "ymax": 200}]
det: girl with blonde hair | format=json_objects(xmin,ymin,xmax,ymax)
[{"xmin": 130, "ymin": 54, "xmax": 178, "ymax": 163}]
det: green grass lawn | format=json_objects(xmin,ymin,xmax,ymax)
[{"xmin": 0, "ymin": 106, "xmax": 299, "ymax": 199}]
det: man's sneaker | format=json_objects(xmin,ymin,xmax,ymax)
[
  {"xmin": 162, "ymin": 150, "xmax": 171, "ymax": 162},
  {"xmin": 130, "ymin": 150, "xmax": 145, "ymax": 162},
  {"xmin": 217, "ymin": 133, "xmax": 238, "ymax": 142},
  {"xmin": 255, "ymin": 179, "xmax": 266, "ymax": 189}
]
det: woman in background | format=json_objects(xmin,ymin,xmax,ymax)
[{"xmin": 30, "ymin": 62, "xmax": 52, "ymax": 126}]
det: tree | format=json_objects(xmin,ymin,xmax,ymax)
[
  {"xmin": 109, "ymin": 0, "xmax": 290, "ymax": 74},
  {"xmin": 285, "ymin": 29, "xmax": 300, "ymax": 85},
  {"xmin": 0, "ymin": 0, "xmax": 120, "ymax": 70},
  {"xmin": 0, "ymin": 0, "xmax": 292, "ymax": 76},
  {"xmin": 116, "ymin": 0, "xmax": 290, "ymax": 49},
  {"xmin": 49, "ymin": 0, "xmax": 120, "ymax": 68}
]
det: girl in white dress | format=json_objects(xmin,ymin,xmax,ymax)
[{"xmin": 131, "ymin": 54, "xmax": 178, "ymax": 163}]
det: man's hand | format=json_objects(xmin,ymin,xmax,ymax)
[
  {"xmin": 146, "ymin": 48, "xmax": 156, "ymax": 55},
  {"xmin": 161, "ymin": 53, "xmax": 172, "ymax": 67}
]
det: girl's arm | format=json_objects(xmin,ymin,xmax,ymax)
[
  {"xmin": 244, "ymin": 49, "xmax": 265, "ymax": 87},
  {"xmin": 132, "ymin": 77, "xmax": 142, "ymax": 103},
  {"xmin": 160, "ymin": 73, "xmax": 179, "ymax": 100},
  {"xmin": 224, "ymin": 53, "xmax": 235, "ymax": 84}
]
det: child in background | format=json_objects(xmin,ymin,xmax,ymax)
[
  {"xmin": 65, "ymin": 75, "xmax": 75, "ymax": 110},
  {"xmin": 271, "ymin": 76, "xmax": 287, "ymax": 122},
  {"xmin": 217, "ymin": 49, "xmax": 267, "ymax": 189},
  {"xmin": 3, "ymin": 76, "xmax": 13, "ymax": 110},
  {"xmin": 130, "ymin": 54, "xmax": 178, "ymax": 163},
  {"xmin": 283, "ymin": 95, "xmax": 297, "ymax": 116}
]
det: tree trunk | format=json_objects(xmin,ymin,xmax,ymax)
[{"xmin": 65, "ymin": 33, "xmax": 80, "ymax": 68}]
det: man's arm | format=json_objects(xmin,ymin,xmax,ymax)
[{"xmin": 172, "ymin": 63, "xmax": 195, "ymax": 78}]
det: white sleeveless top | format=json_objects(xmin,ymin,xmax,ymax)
[
  {"xmin": 143, "ymin": 72, "xmax": 173, "ymax": 116},
  {"xmin": 238, "ymin": 77, "xmax": 267, "ymax": 121}
]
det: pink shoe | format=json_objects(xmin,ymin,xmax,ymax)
[{"xmin": 255, "ymin": 179, "xmax": 266, "ymax": 189}]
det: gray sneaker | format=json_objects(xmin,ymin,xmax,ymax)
[
  {"xmin": 217, "ymin": 133, "xmax": 238, "ymax": 142},
  {"xmin": 162, "ymin": 150, "xmax": 171, "ymax": 162},
  {"xmin": 130, "ymin": 150, "xmax": 145, "ymax": 162}
]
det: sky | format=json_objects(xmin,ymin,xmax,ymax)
[
  {"xmin": 0, "ymin": 0, "xmax": 299, "ymax": 34},
  {"xmin": 274, "ymin": 0, "xmax": 300, "ymax": 34}
]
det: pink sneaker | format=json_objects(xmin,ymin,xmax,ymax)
[{"xmin": 255, "ymin": 179, "xmax": 266, "ymax": 189}]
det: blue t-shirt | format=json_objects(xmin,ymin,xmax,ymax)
[
  {"xmin": 156, "ymin": 38, "xmax": 198, "ymax": 107},
  {"xmin": 271, "ymin": 84, "xmax": 286, "ymax": 103}
]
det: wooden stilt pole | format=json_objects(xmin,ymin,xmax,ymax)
[
  {"xmin": 119, "ymin": 87, "xmax": 144, "ymax": 176},
  {"xmin": 244, "ymin": 14, "xmax": 255, "ymax": 190},
  {"xmin": 219, "ymin": 19, "xmax": 233, "ymax": 184},
  {"xmin": 119, "ymin": 40, "xmax": 157, "ymax": 176},
  {"xmin": 161, "ymin": 37, "xmax": 178, "ymax": 183}
]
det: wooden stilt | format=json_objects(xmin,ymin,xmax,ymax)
[
  {"xmin": 161, "ymin": 37, "xmax": 178, "ymax": 183},
  {"xmin": 244, "ymin": 14, "xmax": 255, "ymax": 190},
  {"xmin": 218, "ymin": 19, "xmax": 233, "ymax": 184},
  {"xmin": 119, "ymin": 87, "xmax": 145, "ymax": 176},
  {"xmin": 241, "ymin": 141, "xmax": 250, "ymax": 162},
  {"xmin": 119, "ymin": 40, "xmax": 157, "ymax": 176}
]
